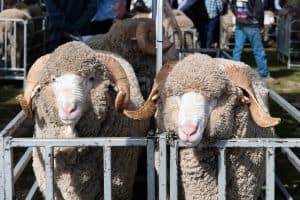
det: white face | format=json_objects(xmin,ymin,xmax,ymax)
[
  {"xmin": 52, "ymin": 73, "xmax": 95, "ymax": 126},
  {"xmin": 176, "ymin": 92, "xmax": 217, "ymax": 145}
]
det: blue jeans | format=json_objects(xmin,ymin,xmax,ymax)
[
  {"xmin": 197, "ymin": 16, "xmax": 220, "ymax": 48},
  {"xmin": 232, "ymin": 26, "xmax": 270, "ymax": 78}
]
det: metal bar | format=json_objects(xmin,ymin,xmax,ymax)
[
  {"xmin": 0, "ymin": 18, "xmax": 26, "ymax": 22},
  {"xmin": 159, "ymin": 133, "xmax": 167, "ymax": 200},
  {"xmin": 103, "ymin": 146, "xmax": 112, "ymax": 200},
  {"xmin": 266, "ymin": 148, "xmax": 275, "ymax": 200},
  {"xmin": 45, "ymin": 146, "xmax": 54, "ymax": 200},
  {"xmin": 281, "ymin": 147, "xmax": 300, "ymax": 172},
  {"xmin": 177, "ymin": 138, "xmax": 300, "ymax": 148},
  {"xmin": 0, "ymin": 135, "xmax": 4, "ymax": 199},
  {"xmin": 4, "ymin": 23, "xmax": 7, "ymax": 68},
  {"xmin": 275, "ymin": 176, "xmax": 293, "ymax": 200},
  {"xmin": 10, "ymin": 137, "xmax": 149, "ymax": 147},
  {"xmin": 13, "ymin": 21, "xmax": 17, "ymax": 68},
  {"xmin": 268, "ymin": 89, "xmax": 300, "ymax": 123},
  {"xmin": 147, "ymin": 138, "xmax": 155, "ymax": 200},
  {"xmin": 0, "ymin": 111, "xmax": 26, "ymax": 137},
  {"xmin": 218, "ymin": 148, "xmax": 226, "ymax": 200},
  {"xmin": 4, "ymin": 137, "xmax": 14, "ymax": 200},
  {"xmin": 25, "ymin": 181, "xmax": 38, "ymax": 200},
  {"xmin": 170, "ymin": 140, "xmax": 178, "ymax": 200},
  {"xmin": 155, "ymin": 0, "xmax": 163, "ymax": 74},
  {"xmin": 13, "ymin": 147, "xmax": 32, "ymax": 183},
  {"xmin": 23, "ymin": 20, "xmax": 28, "ymax": 87}
]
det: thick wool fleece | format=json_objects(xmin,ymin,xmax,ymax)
[
  {"xmin": 32, "ymin": 41, "xmax": 149, "ymax": 200},
  {"xmin": 155, "ymin": 53, "xmax": 273, "ymax": 200}
]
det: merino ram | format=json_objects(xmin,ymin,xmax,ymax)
[
  {"xmin": 86, "ymin": 18, "xmax": 176, "ymax": 96},
  {"xmin": 137, "ymin": 53, "xmax": 280, "ymax": 199},
  {"xmin": 16, "ymin": 41, "xmax": 153, "ymax": 199}
]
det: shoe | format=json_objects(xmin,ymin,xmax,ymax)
[{"xmin": 263, "ymin": 77, "xmax": 280, "ymax": 85}]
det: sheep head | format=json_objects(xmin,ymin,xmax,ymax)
[{"xmin": 155, "ymin": 54, "xmax": 280, "ymax": 146}]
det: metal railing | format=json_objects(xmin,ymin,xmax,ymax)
[{"xmin": 0, "ymin": 16, "xmax": 47, "ymax": 85}]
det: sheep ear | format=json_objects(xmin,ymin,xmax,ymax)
[
  {"xmin": 94, "ymin": 52, "xmax": 130, "ymax": 112},
  {"xmin": 16, "ymin": 54, "xmax": 50, "ymax": 118},
  {"xmin": 123, "ymin": 61, "xmax": 177, "ymax": 120},
  {"xmin": 223, "ymin": 63, "xmax": 281, "ymax": 128}
]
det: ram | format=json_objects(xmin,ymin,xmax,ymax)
[
  {"xmin": 138, "ymin": 53, "xmax": 280, "ymax": 199},
  {"xmin": 17, "ymin": 41, "xmax": 152, "ymax": 199}
]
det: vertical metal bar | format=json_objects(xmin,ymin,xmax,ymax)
[
  {"xmin": 13, "ymin": 21, "xmax": 17, "ymax": 68},
  {"xmin": 103, "ymin": 146, "xmax": 112, "ymax": 200},
  {"xmin": 23, "ymin": 20, "xmax": 28, "ymax": 87},
  {"xmin": 4, "ymin": 22, "xmax": 7, "ymax": 68},
  {"xmin": 0, "ymin": 0, "xmax": 3, "ymax": 11},
  {"xmin": 0, "ymin": 135, "xmax": 4, "ymax": 199},
  {"xmin": 266, "ymin": 148, "xmax": 275, "ymax": 200},
  {"xmin": 170, "ymin": 140, "xmax": 178, "ymax": 200},
  {"xmin": 159, "ymin": 133, "xmax": 167, "ymax": 200},
  {"xmin": 147, "ymin": 138, "xmax": 155, "ymax": 200},
  {"xmin": 155, "ymin": 0, "xmax": 163, "ymax": 74},
  {"xmin": 44, "ymin": 146, "xmax": 54, "ymax": 200},
  {"xmin": 218, "ymin": 148, "xmax": 226, "ymax": 200},
  {"xmin": 4, "ymin": 137, "xmax": 13, "ymax": 200}
]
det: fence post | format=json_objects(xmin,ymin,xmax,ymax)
[
  {"xmin": 170, "ymin": 140, "xmax": 178, "ymax": 200},
  {"xmin": 147, "ymin": 138, "xmax": 155, "ymax": 200},
  {"xmin": 0, "ymin": 135, "xmax": 4, "ymax": 199},
  {"xmin": 103, "ymin": 146, "xmax": 112, "ymax": 200},
  {"xmin": 45, "ymin": 146, "xmax": 54, "ymax": 200},
  {"xmin": 218, "ymin": 148, "xmax": 226, "ymax": 200},
  {"xmin": 266, "ymin": 147, "xmax": 275, "ymax": 200},
  {"xmin": 159, "ymin": 133, "xmax": 167, "ymax": 200},
  {"xmin": 4, "ymin": 137, "xmax": 13, "ymax": 200}
]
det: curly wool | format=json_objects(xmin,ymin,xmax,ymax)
[
  {"xmin": 32, "ymin": 41, "xmax": 149, "ymax": 200},
  {"xmin": 155, "ymin": 53, "xmax": 274, "ymax": 200}
]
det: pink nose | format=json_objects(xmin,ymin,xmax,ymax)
[
  {"xmin": 62, "ymin": 102, "xmax": 77, "ymax": 115},
  {"xmin": 181, "ymin": 122, "xmax": 197, "ymax": 137}
]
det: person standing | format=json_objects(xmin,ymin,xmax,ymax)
[
  {"xmin": 230, "ymin": 0, "xmax": 279, "ymax": 84},
  {"xmin": 45, "ymin": 0, "xmax": 97, "ymax": 51}
]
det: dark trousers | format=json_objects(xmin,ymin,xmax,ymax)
[
  {"xmin": 197, "ymin": 16, "xmax": 220, "ymax": 48},
  {"xmin": 88, "ymin": 19, "xmax": 114, "ymax": 35}
]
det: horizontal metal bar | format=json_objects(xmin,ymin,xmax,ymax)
[
  {"xmin": 269, "ymin": 89, "xmax": 300, "ymax": 122},
  {"xmin": 25, "ymin": 181, "xmax": 38, "ymax": 200},
  {"xmin": 13, "ymin": 147, "xmax": 32, "ymax": 183},
  {"xmin": 0, "ymin": 18, "xmax": 27, "ymax": 23},
  {"xmin": 0, "ymin": 68, "xmax": 25, "ymax": 72},
  {"xmin": 178, "ymin": 138, "xmax": 300, "ymax": 148},
  {"xmin": 0, "ymin": 111, "xmax": 26, "ymax": 137},
  {"xmin": 8, "ymin": 137, "xmax": 149, "ymax": 147},
  {"xmin": 275, "ymin": 176, "xmax": 293, "ymax": 200}
]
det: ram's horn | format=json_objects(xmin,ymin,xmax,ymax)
[
  {"xmin": 124, "ymin": 61, "xmax": 177, "ymax": 120},
  {"xmin": 95, "ymin": 52, "xmax": 130, "ymax": 112},
  {"xmin": 223, "ymin": 64, "xmax": 281, "ymax": 128},
  {"xmin": 136, "ymin": 21, "xmax": 173, "ymax": 55},
  {"xmin": 16, "ymin": 54, "xmax": 50, "ymax": 117}
]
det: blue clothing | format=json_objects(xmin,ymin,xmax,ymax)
[
  {"xmin": 92, "ymin": 0, "xmax": 116, "ymax": 21},
  {"xmin": 233, "ymin": 26, "xmax": 270, "ymax": 78},
  {"xmin": 178, "ymin": 0, "xmax": 197, "ymax": 12},
  {"xmin": 198, "ymin": 16, "xmax": 220, "ymax": 48}
]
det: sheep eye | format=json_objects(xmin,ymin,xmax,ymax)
[{"xmin": 51, "ymin": 75, "xmax": 56, "ymax": 82}]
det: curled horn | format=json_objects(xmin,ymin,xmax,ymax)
[
  {"xmin": 223, "ymin": 65, "xmax": 281, "ymax": 128},
  {"xmin": 136, "ymin": 21, "xmax": 173, "ymax": 55},
  {"xmin": 123, "ymin": 61, "xmax": 177, "ymax": 120},
  {"xmin": 95, "ymin": 52, "xmax": 130, "ymax": 112},
  {"xmin": 16, "ymin": 54, "xmax": 50, "ymax": 117}
]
